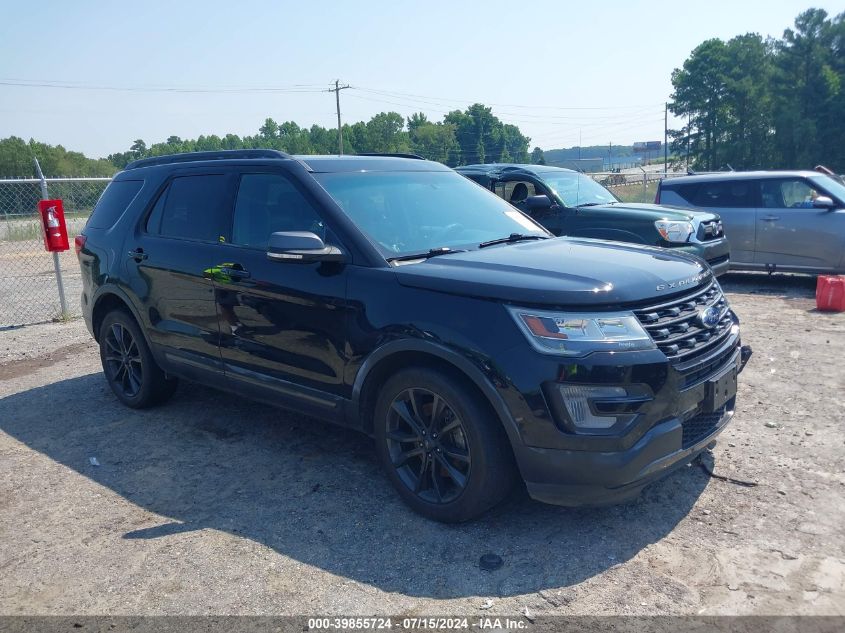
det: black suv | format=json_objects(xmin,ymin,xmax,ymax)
[
  {"xmin": 456, "ymin": 164, "xmax": 731, "ymax": 276},
  {"xmin": 77, "ymin": 150, "xmax": 751, "ymax": 522}
]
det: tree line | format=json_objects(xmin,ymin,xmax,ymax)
[
  {"xmin": 670, "ymin": 8, "xmax": 845, "ymax": 172},
  {"xmin": 106, "ymin": 104, "xmax": 536, "ymax": 169},
  {"xmin": 0, "ymin": 103, "xmax": 543, "ymax": 177}
]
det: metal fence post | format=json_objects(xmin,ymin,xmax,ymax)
[
  {"xmin": 640, "ymin": 166, "xmax": 648, "ymax": 201},
  {"xmin": 33, "ymin": 157, "xmax": 69, "ymax": 319}
]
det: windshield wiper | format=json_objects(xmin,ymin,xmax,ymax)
[
  {"xmin": 478, "ymin": 233, "xmax": 549, "ymax": 248},
  {"xmin": 574, "ymin": 202, "xmax": 608, "ymax": 208},
  {"xmin": 386, "ymin": 247, "xmax": 465, "ymax": 263}
]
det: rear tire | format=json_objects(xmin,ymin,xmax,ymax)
[
  {"xmin": 99, "ymin": 309, "xmax": 177, "ymax": 409},
  {"xmin": 374, "ymin": 367, "xmax": 516, "ymax": 522}
]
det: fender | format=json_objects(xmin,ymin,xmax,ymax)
[
  {"xmin": 350, "ymin": 338, "xmax": 524, "ymax": 448},
  {"xmin": 572, "ymin": 228, "xmax": 646, "ymax": 244}
]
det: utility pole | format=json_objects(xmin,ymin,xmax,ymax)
[
  {"xmin": 327, "ymin": 80, "xmax": 351, "ymax": 154},
  {"xmin": 664, "ymin": 102, "xmax": 668, "ymax": 174}
]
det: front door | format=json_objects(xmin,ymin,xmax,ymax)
[
  {"xmin": 755, "ymin": 177, "xmax": 844, "ymax": 271},
  {"xmin": 211, "ymin": 169, "xmax": 349, "ymax": 420}
]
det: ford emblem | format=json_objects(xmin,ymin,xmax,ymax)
[{"xmin": 698, "ymin": 306, "xmax": 721, "ymax": 329}]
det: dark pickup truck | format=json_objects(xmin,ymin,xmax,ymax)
[{"xmin": 457, "ymin": 163, "xmax": 731, "ymax": 276}]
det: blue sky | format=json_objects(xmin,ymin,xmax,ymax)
[{"xmin": 0, "ymin": 0, "xmax": 839, "ymax": 158}]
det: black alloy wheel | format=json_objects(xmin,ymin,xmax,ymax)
[
  {"xmin": 385, "ymin": 387, "xmax": 472, "ymax": 504},
  {"xmin": 98, "ymin": 309, "xmax": 178, "ymax": 409},
  {"xmin": 103, "ymin": 321, "xmax": 143, "ymax": 398}
]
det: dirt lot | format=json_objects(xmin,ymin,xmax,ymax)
[{"xmin": 0, "ymin": 273, "xmax": 843, "ymax": 616}]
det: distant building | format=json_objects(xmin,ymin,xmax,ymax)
[{"xmin": 548, "ymin": 157, "xmax": 604, "ymax": 172}]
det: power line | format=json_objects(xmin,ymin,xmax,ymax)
[
  {"xmin": 0, "ymin": 79, "xmax": 327, "ymax": 94},
  {"xmin": 352, "ymin": 86, "xmax": 665, "ymax": 111}
]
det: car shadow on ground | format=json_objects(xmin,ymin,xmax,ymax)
[
  {"xmin": 0, "ymin": 373, "xmax": 711, "ymax": 599},
  {"xmin": 718, "ymin": 272, "xmax": 817, "ymax": 299}
]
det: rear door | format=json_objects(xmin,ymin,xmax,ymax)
[
  {"xmin": 125, "ymin": 170, "xmax": 234, "ymax": 379},
  {"xmin": 755, "ymin": 177, "xmax": 843, "ymax": 271},
  {"xmin": 211, "ymin": 167, "xmax": 349, "ymax": 419}
]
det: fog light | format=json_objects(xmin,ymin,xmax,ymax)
[{"xmin": 559, "ymin": 385, "xmax": 627, "ymax": 429}]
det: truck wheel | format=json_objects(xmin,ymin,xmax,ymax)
[
  {"xmin": 374, "ymin": 367, "xmax": 516, "ymax": 522},
  {"xmin": 99, "ymin": 309, "xmax": 177, "ymax": 409}
]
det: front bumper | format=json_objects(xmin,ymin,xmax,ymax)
[
  {"xmin": 497, "ymin": 318, "xmax": 750, "ymax": 506},
  {"xmin": 674, "ymin": 239, "xmax": 730, "ymax": 277},
  {"xmin": 523, "ymin": 400, "xmax": 734, "ymax": 506}
]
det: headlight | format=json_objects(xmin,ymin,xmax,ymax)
[
  {"xmin": 508, "ymin": 307, "xmax": 656, "ymax": 356},
  {"xmin": 655, "ymin": 220, "xmax": 694, "ymax": 243}
]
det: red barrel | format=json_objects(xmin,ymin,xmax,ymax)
[{"xmin": 816, "ymin": 275, "xmax": 845, "ymax": 312}]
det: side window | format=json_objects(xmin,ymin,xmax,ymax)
[
  {"xmin": 87, "ymin": 180, "xmax": 143, "ymax": 229},
  {"xmin": 500, "ymin": 180, "xmax": 537, "ymax": 205},
  {"xmin": 690, "ymin": 181, "xmax": 752, "ymax": 208},
  {"xmin": 231, "ymin": 173, "xmax": 325, "ymax": 249},
  {"xmin": 661, "ymin": 183, "xmax": 700, "ymax": 206},
  {"xmin": 146, "ymin": 174, "xmax": 230, "ymax": 242},
  {"xmin": 760, "ymin": 179, "xmax": 819, "ymax": 209}
]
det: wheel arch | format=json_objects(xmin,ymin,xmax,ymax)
[
  {"xmin": 90, "ymin": 285, "xmax": 146, "ymax": 343},
  {"xmin": 351, "ymin": 340, "xmax": 522, "ymax": 448}
]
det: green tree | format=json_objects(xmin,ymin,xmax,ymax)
[
  {"xmin": 531, "ymin": 147, "xmax": 546, "ymax": 165},
  {"xmin": 410, "ymin": 122, "xmax": 458, "ymax": 164}
]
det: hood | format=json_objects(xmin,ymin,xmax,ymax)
[
  {"xmin": 589, "ymin": 202, "xmax": 718, "ymax": 222},
  {"xmin": 393, "ymin": 237, "xmax": 712, "ymax": 307}
]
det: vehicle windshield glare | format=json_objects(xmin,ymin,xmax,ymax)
[
  {"xmin": 539, "ymin": 172, "xmax": 619, "ymax": 207},
  {"xmin": 314, "ymin": 171, "xmax": 548, "ymax": 256}
]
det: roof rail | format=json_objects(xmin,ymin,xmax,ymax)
[
  {"xmin": 355, "ymin": 152, "xmax": 425, "ymax": 160},
  {"xmin": 124, "ymin": 149, "xmax": 292, "ymax": 171}
]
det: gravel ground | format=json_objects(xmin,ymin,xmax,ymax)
[{"xmin": 0, "ymin": 273, "xmax": 843, "ymax": 616}]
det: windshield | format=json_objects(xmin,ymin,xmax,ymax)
[
  {"xmin": 538, "ymin": 171, "xmax": 619, "ymax": 207},
  {"xmin": 314, "ymin": 170, "xmax": 548, "ymax": 257},
  {"xmin": 810, "ymin": 174, "xmax": 845, "ymax": 204}
]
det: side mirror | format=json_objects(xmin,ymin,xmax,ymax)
[
  {"xmin": 812, "ymin": 195, "xmax": 836, "ymax": 209},
  {"xmin": 525, "ymin": 194, "xmax": 552, "ymax": 211},
  {"xmin": 267, "ymin": 231, "xmax": 345, "ymax": 264}
]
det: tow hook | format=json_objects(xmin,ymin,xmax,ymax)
[{"xmin": 739, "ymin": 345, "xmax": 753, "ymax": 373}]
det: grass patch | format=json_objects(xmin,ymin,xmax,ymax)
[
  {"xmin": 611, "ymin": 182, "xmax": 658, "ymax": 204},
  {"xmin": 3, "ymin": 221, "xmax": 43, "ymax": 242}
]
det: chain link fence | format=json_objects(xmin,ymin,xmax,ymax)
[
  {"xmin": 0, "ymin": 177, "xmax": 111, "ymax": 327},
  {"xmin": 590, "ymin": 170, "xmax": 686, "ymax": 203}
]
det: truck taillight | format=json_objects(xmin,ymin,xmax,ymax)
[
  {"xmin": 654, "ymin": 186, "xmax": 661, "ymax": 204},
  {"xmin": 74, "ymin": 234, "xmax": 87, "ymax": 256}
]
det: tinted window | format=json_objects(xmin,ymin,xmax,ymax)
[
  {"xmin": 87, "ymin": 180, "xmax": 143, "ymax": 229},
  {"xmin": 760, "ymin": 178, "xmax": 820, "ymax": 208},
  {"xmin": 149, "ymin": 175, "xmax": 230, "ymax": 242},
  {"xmin": 689, "ymin": 181, "xmax": 753, "ymax": 208},
  {"xmin": 232, "ymin": 174, "xmax": 324, "ymax": 249}
]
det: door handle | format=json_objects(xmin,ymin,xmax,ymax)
[
  {"xmin": 127, "ymin": 248, "xmax": 148, "ymax": 261},
  {"xmin": 219, "ymin": 266, "xmax": 250, "ymax": 279},
  {"xmin": 761, "ymin": 215, "xmax": 780, "ymax": 222}
]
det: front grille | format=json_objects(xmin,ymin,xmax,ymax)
[
  {"xmin": 633, "ymin": 280, "xmax": 734, "ymax": 364},
  {"xmin": 682, "ymin": 405, "xmax": 727, "ymax": 448},
  {"xmin": 698, "ymin": 220, "xmax": 724, "ymax": 241}
]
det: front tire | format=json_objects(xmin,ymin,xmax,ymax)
[
  {"xmin": 374, "ymin": 367, "xmax": 516, "ymax": 522},
  {"xmin": 99, "ymin": 309, "xmax": 177, "ymax": 409}
]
